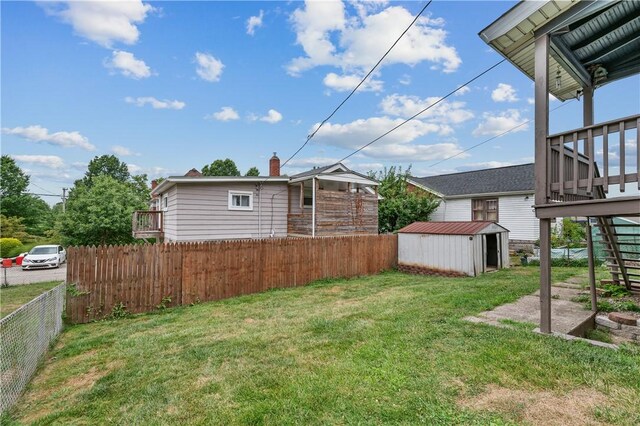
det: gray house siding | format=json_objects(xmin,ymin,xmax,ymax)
[
  {"xmin": 163, "ymin": 186, "xmax": 178, "ymax": 241},
  {"xmin": 165, "ymin": 182, "xmax": 288, "ymax": 241}
]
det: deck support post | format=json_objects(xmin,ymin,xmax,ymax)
[
  {"xmin": 583, "ymin": 85, "xmax": 594, "ymax": 127},
  {"xmin": 540, "ymin": 218, "xmax": 552, "ymax": 333},
  {"xmin": 586, "ymin": 218, "xmax": 598, "ymax": 312},
  {"xmin": 535, "ymin": 33, "xmax": 552, "ymax": 334}
]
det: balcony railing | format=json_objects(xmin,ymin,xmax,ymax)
[
  {"xmin": 132, "ymin": 210, "xmax": 163, "ymax": 239},
  {"xmin": 547, "ymin": 114, "xmax": 640, "ymax": 202}
]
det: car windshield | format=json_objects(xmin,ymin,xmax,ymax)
[{"xmin": 29, "ymin": 247, "xmax": 57, "ymax": 255}]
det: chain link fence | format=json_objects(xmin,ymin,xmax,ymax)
[{"xmin": 0, "ymin": 283, "xmax": 65, "ymax": 413}]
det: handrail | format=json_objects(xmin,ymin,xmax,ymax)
[
  {"xmin": 132, "ymin": 210, "xmax": 163, "ymax": 234},
  {"xmin": 547, "ymin": 114, "xmax": 639, "ymax": 200}
]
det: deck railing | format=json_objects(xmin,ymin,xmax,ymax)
[
  {"xmin": 547, "ymin": 114, "xmax": 640, "ymax": 202},
  {"xmin": 132, "ymin": 210, "xmax": 163, "ymax": 236}
]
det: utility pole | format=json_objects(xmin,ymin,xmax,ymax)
[{"xmin": 62, "ymin": 188, "xmax": 68, "ymax": 213}]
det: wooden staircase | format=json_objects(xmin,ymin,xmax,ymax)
[{"xmin": 595, "ymin": 217, "xmax": 640, "ymax": 294}]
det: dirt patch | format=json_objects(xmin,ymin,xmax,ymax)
[
  {"xmin": 460, "ymin": 385, "xmax": 608, "ymax": 425},
  {"xmin": 21, "ymin": 359, "xmax": 123, "ymax": 423}
]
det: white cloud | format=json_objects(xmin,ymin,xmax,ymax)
[
  {"xmin": 308, "ymin": 116, "xmax": 466, "ymax": 161},
  {"xmin": 491, "ymin": 83, "xmax": 518, "ymax": 102},
  {"xmin": 207, "ymin": 106, "xmax": 240, "ymax": 122},
  {"xmin": 12, "ymin": 155, "xmax": 65, "ymax": 169},
  {"xmin": 379, "ymin": 94, "xmax": 474, "ymax": 124},
  {"xmin": 454, "ymin": 85, "xmax": 470, "ymax": 96},
  {"xmin": 398, "ymin": 74, "xmax": 411, "ymax": 85},
  {"xmin": 246, "ymin": 10, "xmax": 264, "ymax": 35},
  {"xmin": 111, "ymin": 145, "xmax": 140, "ymax": 157},
  {"xmin": 287, "ymin": 2, "xmax": 460, "ymax": 77},
  {"xmin": 472, "ymin": 109, "xmax": 529, "ymax": 137},
  {"xmin": 2, "ymin": 125, "xmax": 95, "ymax": 150},
  {"xmin": 125, "ymin": 96, "xmax": 185, "ymax": 110},
  {"xmin": 259, "ymin": 109, "xmax": 283, "ymax": 124},
  {"xmin": 127, "ymin": 164, "xmax": 175, "ymax": 177},
  {"xmin": 105, "ymin": 50, "xmax": 152, "ymax": 79},
  {"xmin": 286, "ymin": 157, "xmax": 342, "ymax": 168},
  {"xmin": 41, "ymin": 0, "xmax": 155, "ymax": 48},
  {"xmin": 195, "ymin": 52, "xmax": 224, "ymax": 82},
  {"xmin": 323, "ymin": 72, "xmax": 383, "ymax": 92}
]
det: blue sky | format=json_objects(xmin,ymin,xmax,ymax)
[{"xmin": 2, "ymin": 0, "xmax": 639, "ymax": 203}]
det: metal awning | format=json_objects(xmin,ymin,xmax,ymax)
[{"xmin": 480, "ymin": 0, "xmax": 640, "ymax": 100}]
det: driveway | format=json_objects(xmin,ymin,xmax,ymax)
[{"xmin": 1, "ymin": 264, "xmax": 66, "ymax": 286}]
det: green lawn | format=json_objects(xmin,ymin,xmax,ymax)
[
  {"xmin": 0, "ymin": 281, "xmax": 62, "ymax": 319},
  {"xmin": 4, "ymin": 268, "xmax": 640, "ymax": 425}
]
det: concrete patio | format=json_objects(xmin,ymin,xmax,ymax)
[{"xmin": 465, "ymin": 275, "xmax": 596, "ymax": 336}]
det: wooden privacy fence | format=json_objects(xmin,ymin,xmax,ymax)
[{"xmin": 66, "ymin": 234, "xmax": 398, "ymax": 323}]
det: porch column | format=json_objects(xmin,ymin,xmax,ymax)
[
  {"xmin": 583, "ymin": 86, "xmax": 597, "ymax": 312},
  {"xmin": 583, "ymin": 85, "xmax": 594, "ymax": 126},
  {"xmin": 586, "ymin": 219, "xmax": 597, "ymax": 311},
  {"xmin": 312, "ymin": 177, "xmax": 316, "ymax": 237},
  {"xmin": 535, "ymin": 33, "xmax": 552, "ymax": 334}
]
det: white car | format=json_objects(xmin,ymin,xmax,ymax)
[{"xmin": 21, "ymin": 245, "xmax": 66, "ymax": 270}]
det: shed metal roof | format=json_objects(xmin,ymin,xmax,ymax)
[
  {"xmin": 479, "ymin": 0, "xmax": 640, "ymax": 100},
  {"xmin": 398, "ymin": 221, "xmax": 507, "ymax": 235},
  {"xmin": 410, "ymin": 163, "xmax": 534, "ymax": 197}
]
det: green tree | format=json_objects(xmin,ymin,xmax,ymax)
[
  {"xmin": 202, "ymin": 158, "xmax": 240, "ymax": 176},
  {"xmin": 551, "ymin": 218, "xmax": 586, "ymax": 248},
  {"xmin": 82, "ymin": 155, "xmax": 130, "ymax": 186},
  {"xmin": 370, "ymin": 166, "xmax": 440, "ymax": 233},
  {"xmin": 0, "ymin": 215, "xmax": 29, "ymax": 241},
  {"xmin": 245, "ymin": 166, "xmax": 260, "ymax": 176},
  {"xmin": 1, "ymin": 155, "xmax": 29, "ymax": 197},
  {"xmin": 0, "ymin": 156, "xmax": 52, "ymax": 235},
  {"xmin": 60, "ymin": 175, "xmax": 148, "ymax": 246}
]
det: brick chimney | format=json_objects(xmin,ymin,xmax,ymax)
[
  {"xmin": 151, "ymin": 179, "xmax": 158, "ymax": 190},
  {"xmin": 184, "ymin": 168, "xmax": 202, "ymax": 177},
  {"xmin": 269, "ymin": 152, "xmax": 280, "ymax": 177}
]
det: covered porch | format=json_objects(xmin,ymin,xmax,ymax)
[
  {"xmin": 287, "ymin": 166, "xmax": 379, "ymax": 237},
  {"xmin": 481, "ymin": 0, "xmax": 640, "ymax": 333}
]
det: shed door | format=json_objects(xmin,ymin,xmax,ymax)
[{"xmin": 486, "ymin": 234, "xmax": 499, "ymax": 269}]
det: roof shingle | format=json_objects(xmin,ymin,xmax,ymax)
[{"xmin": 411, "ymin": 163, "xmax": 534, "ymax": 197}]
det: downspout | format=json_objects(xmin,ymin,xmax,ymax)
[
  {"xmin": 312, "ymin": 177, "xmax": 316, "ymax": 237},
  {"xmin": 257, "ymin": 183, "xmax": 262, "ymax": 238}
]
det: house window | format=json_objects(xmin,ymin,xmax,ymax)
[
  {"xmin": 228, "ymin": 191, "xmax": 253, "ymax": 211},
  {"xmin": 162, "ymin": 195, "xmax": 168, "ymax": 210},
  {"xmin": 472, "ymin": 198, "xmax": 498, "ymax": 221},
  {"xmin": 303, "ymin": 186, "xmax": 313, "ymax": 208}
]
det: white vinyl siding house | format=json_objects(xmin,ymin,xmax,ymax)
[
  {"xmin": 409, "ymin": 164, "xmax": 539, "ymax": 250},
  {"xmin": 429, "ymin": 195, "xmax": 538, "ymax": 241}
]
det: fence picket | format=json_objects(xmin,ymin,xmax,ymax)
[{"xmin": 66, "ymin": 235, "xmax": 398, "ymax": 323}]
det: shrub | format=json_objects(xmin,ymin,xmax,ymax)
[
  {"xmin": 527, "ymin": 258, "xmax": 599, "ymax": 267},
  {"xmin": 0, "ymin": 238, "xmax": 22, "ymax": 258}
]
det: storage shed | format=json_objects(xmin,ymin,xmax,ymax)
[{"xmin": 398, "ymin": 221, "xmax": 510, "ymax": 277}]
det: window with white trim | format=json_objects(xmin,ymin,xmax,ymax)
[
  {"xmin": 162, "ymin": 195, "xmax": 168, "ymax": 211},
  {"xmin": 228, "ymin": 191, "xmax": 253, "ymax": 211}
]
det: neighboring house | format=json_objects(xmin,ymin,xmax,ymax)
[
  {"xmin": 133, "ymin": 155, "xmax": 379, "ymax": 242},
  {"xmin": 408, "ymin": 164, "xmax": 539, "ymax": 251}
]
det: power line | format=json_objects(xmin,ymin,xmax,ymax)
[
  {"xmin": 277, "ymin": 0, "xmax": 434, "ymax": 173},
  {"xmin": 427, "ymin": 99, "xmax": 577, "ymax": 168},
  {"xmin": 26, "ymin": 193, "xmax": 59, "ymax": 197},
  {"xmin": 336, "ymin": 59, "xmax": 506, "ymax": 163},
  {"xmin": 30, "ymin": 182, "xmax": 57, "ymax": 195}
]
